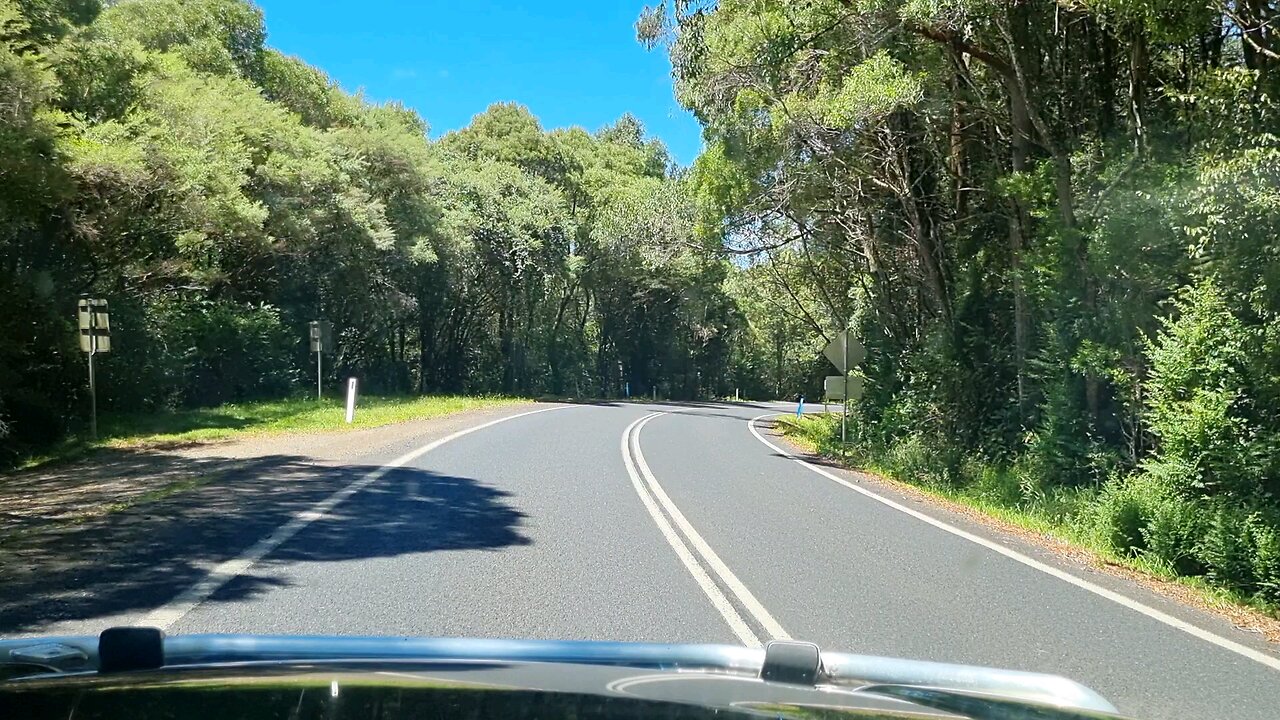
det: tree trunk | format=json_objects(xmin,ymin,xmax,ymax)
[
  {"xmin": 775, "ymin": 331, "xmax": 784, "ymax": 399},
  {"xmin": 548, "ymin": 293, "xmax": 571, "ymax": 395},
  {"xmin": 1006, "ymin": 91, "xmax": 1033, "ymax": 417},
  {"xmin": 499, "ymin": 300, "xmax": 514, "ymax": 393},
  {"xmin": 885, "ymin": 124, "xmax": 951, "ymax": 325},
  {"xmin": 1128, "ymin": 28, "xmax": 1149, "ymax": 154},
  {"xmin": 417, "ymin": 302, "xmax": 431, "ymax": 394}
]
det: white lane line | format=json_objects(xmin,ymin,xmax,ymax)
[
  {"xmin": 629, "ymin": 413, "xmax": 792, "ymax": 643},
  {"xmin": 144, "ymin": 405, "xmax": 572, "ymax": 630},
  {"xmin": 748, "ymin": 413, "xmax": 1280, "ymax": 673},
  {"xmin": 621, "ymin": 414, "xmax": 762, "ymax": 648}
]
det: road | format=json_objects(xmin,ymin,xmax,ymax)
[{"xmin": 6, "ymin": 401, "xmax": 1280, "ymax": 719}]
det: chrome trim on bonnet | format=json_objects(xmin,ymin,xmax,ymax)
[
  {"xmin": 820, "ymin": 651, "xmax": 1116, "ymax": 714},
  {"xmin": 0, "ymin": 633, "xmax": 1117, "ymax": 714},
  {"xmin": 163, "ymin": 635, "xmax": 763, "ymax": 674}
]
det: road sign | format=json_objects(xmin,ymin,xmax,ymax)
[
  {"xmin": 823, "ymin": 330, "xmax": 864, "ymax": 372},
  {"xmin": 77, "ymin": 298, "xmax": 110, "ymax": 441},
  {"xmin": 822, "ymin": 328, "xmax": 866, "ymax": 443},
  {"xmin": 824, "ymin": 374, "xmax": 864, "ymax": 401},
  {"xmin": 309, "ymin": 320, "xmax": 333, "ymax": 353},
  {"xmin": 310, "ymin": 320, "xmax": 334, "ymax": 400},
  {"xmin": 77, "ymin": 298, "xmax": 111, "ymax": 353}
]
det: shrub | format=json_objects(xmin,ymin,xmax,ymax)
[
  {"xmin": 1028, "ymin": 372, "xmax": 1092, "ymax": 487},
  {"xmin": 0, "ymin": 386, "xmax": 68, "ymax": 448},
  {"xmin": 1196, "ymin": 504, "xmax": 1258, "ymax": 593},
  {"xmin": 177, "ymin": 300, "xmax": 297, "ymax": 406},
  {"xmin": 110, "ymin": 297, "xmax": 299, "ymax": 409},
  {"xmin": 1143, "ymin": 280, "xmax": 1259, "ymax": 499},
  {"xmin": 1140, "ymin": 494, "xmax": 1206, "ymax": 575},
  {"xmin": 1089, "ymin": 473, "xmax": 1189, "ymax": 556},
  {"xmin": 883, "ymin": 434, "xmax": 957, "ymax": 487},
  {"xmin": 1250, "ymin": 517, "xmax": 1280, "ymax": 604},
  {"xmin": 1091, "ymin": 476, "xmax": 1154, "ymax": 555},
  {"xmin": 966, "ymin": 459, "xmax": 1025, "ymax": 506}
]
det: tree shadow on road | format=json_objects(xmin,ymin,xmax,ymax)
[
  {"xmin": 0, "ymin": 453, "xmax": 528, "ymax": 635},
  {"xmin": 270, "ymin": 467, "xmax": 529, "ymax": 562}
]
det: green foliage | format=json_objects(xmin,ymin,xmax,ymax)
[
  {"xmin": 95, "ymin": 0, "xmax": 265, "ymax": 80},
  {"xmin": 1197, "ymin": 504, "xmax": 1258, "ymax": 592},
  {"xmin": 647, "ymin": 0, "xmax": 1280, "ymax": 607},
  {"xmin": 1083, "ymin": 466, "xmax": 1205, "ymax": 573},
  {"xmin": 1141, "ymin": 280, "xmax": 1280, "ymax": 499},
  {"xmin": 10, "ymin": 0, "xmax": 98, "ymax": 44},
  {"xmin": 441, "ymin": 103, "xmax": 561, "ymax": 180},
  {"xmin": 795, "ymin": 52, "xmax": 924, "ymax": 128},
  {"xmin": 259, "ymin": 49, "xmax": 360, "ymax": 128},
  {"xmin": 142, "ymin": 299, "xmax": 296, "ymax": 407},
  {"xmin": 1, "ymin": 0, "xmax": 740, "ymax": 465}
]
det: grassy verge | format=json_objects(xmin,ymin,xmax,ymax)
[
  {"xmin": 18, "ymin": 394, "xmax": 528, "ymax": 470},
  {"xmin": 776, "ymin": 414, "xmax": 1280, "ymax": 621}
]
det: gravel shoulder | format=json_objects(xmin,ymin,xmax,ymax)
[{"xmin": 0, "ymin": 400, "xmax": 542, "ymax": 637}]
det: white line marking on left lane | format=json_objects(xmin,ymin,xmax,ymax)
[{"xmin": 144, "ymin": 404, "xmax": 572, "ymax": 630}]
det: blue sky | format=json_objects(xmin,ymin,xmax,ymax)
[{"xmin": 255, "ymin": 1, "xmax": 704, "ymax": 166}]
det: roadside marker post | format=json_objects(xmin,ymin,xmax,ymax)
[
  {"xmin": 77, "ymin": 298, "xmax": 111, "ymax": 440},
  {"xmin": 345, "ymin": 377, "xmax": 358, "ymax": 423}
]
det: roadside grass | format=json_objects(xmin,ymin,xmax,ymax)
[
  {"xmin": 775, "ymin": 413, "xmax": 1280, "ymax": 621},
  {"xmin": 17, "ymin": 394, "xmax": 528, "ymax": 471}
]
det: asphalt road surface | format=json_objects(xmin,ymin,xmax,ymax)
[{"xmin": 7, "ymin": 401, "xmax": 1280, "ymax": 720}]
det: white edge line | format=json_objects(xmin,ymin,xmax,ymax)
[
  {"xmin": 748, "ymin": 413, "xmax": 1280, "ymax": 673},
  {"xmin": 144, "ymin": 404, "xmax": 571, "ymax": 630},
  {"xmin": 621, "ymin": 413, "xmax": 762, "ymax": 648},
  {"xmin": 631, "ymin": 413, "xmax": 792, "ymax": 642}
]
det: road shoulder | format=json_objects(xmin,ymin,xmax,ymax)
[
  {"xmin": 754, "ymin": 416, "xmax": 1280, "ymax": 655},
  {"xmin": 0, "ymin": 401, "xmax": 552, "ymax": 637}
]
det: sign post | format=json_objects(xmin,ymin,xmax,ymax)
[
  {"xmin": 309, "ymin": 320, "xmax": 333, "ymax": 400},
  {"xmin": 823, "ymin": 327, "xmax": 865, "ymax": 443},
  {"xmin": 844, "ymin": 330, "xmax": 850, "ymax": 441},
  {"xmin": 77, "ymin": 298, "xmax": 111, "ymax": 440}
]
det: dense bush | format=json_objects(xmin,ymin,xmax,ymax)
[
  {"xmin": 156, "ymin": 299, "xmax": 296, "ymax": 407},
  {"xmin": 649, "ymin": 0, "xmax": 1280, "ymax": 609},
  {"xmin": 1, "ymin": 0, "xmax": 739, "ymax": 465}
]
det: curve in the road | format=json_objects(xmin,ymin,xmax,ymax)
[
  {"xmin": 622, "ymin": 412, "xmax": 792, "ymax": 648},
  {"xmin": 747, "ymin": 411, "xmax": 1280, "ymax": 675},
  {"xmin": 621, "ymin": 412, "xmax": 760, "ymax": 647}
]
